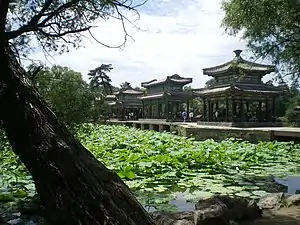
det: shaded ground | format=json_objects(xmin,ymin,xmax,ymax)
[
  {"xmin": 2, "ymin": 201, "xmax": 300, "ymax": 224},
  {"xmin": 241, "ymin": 206, "xmax": 300, "ymax": 225}
]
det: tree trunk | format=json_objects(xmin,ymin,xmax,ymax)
[{"xmin": 0, "ymin": 48, "xmax": 156, "ymax": 224}]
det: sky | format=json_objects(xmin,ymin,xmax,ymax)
[{"xmin": 26, "ymin": 0, "xmax": 273, "ymax": 88}]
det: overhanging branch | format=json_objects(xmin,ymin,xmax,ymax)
[
  {"xmin": 0, "ymin": 0, "xmax": 10, "ymax": 34},
  {"xmin": 28, "ymin": 0, "xmax": 54, "ymax": 27},
  {"xmin": 5, "ymin": 0, "xmax": 149, "ymax": 56},
  {"xmin": 38, "ymin": 26, "xmax": 91, "ymax": 38},
  {"xmin": 5, "ymin": 0, "xmax": 81, "ymax": 40}
]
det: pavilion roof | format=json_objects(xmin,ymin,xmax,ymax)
[
  {"xmin": 117, "ymin": 101, "xmax": 142, "ymax": 107},
  {"xmin": 139, "ymin": 91, "xmax": 194, "ymax": 100},
  {"xmin": 138, "ymin": 93, "xmax": 164, "ymax": 100},
  {"xmin": 196, "ymin": 83, "xmax": 283, "ymax": 96},
  {"xmin": 105, "ymin": 94, "xmax": 117, "ymax": 99},
  {"xmin": 141, "ymin": 74, "xmax": 192, "ymax": 88},
  {"xmin": 203, "ymin": 50, "xmax": 276, "ymax": 76},
  {"xmin": 114, "ymin": 88, "xmax": 144, "ymax": 95},
  {"xmin": 107, "ymin": 101, "xmax": 142, "ymax": 108},
  {"xmin": 107, "ymin": 101, "xmax": 117, "ymax": 106}
]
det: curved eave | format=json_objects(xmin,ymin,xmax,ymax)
[
  {"xmin": 141, "ymin": 79, "xmax": 157, "ymax": 87},
  {"xmin": 203, "ymin": 65, "xmax": 275, "ymax": 76},
  {"xmin": 203, "ymin": 59, "xmax": 276, "ymax": 76},
  {"xmin": 116, "ymin": 89, "xmax": 144, "ymax": 95},
  {"xmin": 195, "ymin": 86, "xmax": 232, "ymax": 96},
  {"xmin": 203, "ymin": 61, "xmax": 231, "ymax": 75},
  {"xmin": 121, "ymin": 92, "xmax": 144, "ymax": 95},
  {"xmin": 142, "ymin": 80, "xmax": 192, "ymax": 88},
  {"xmin": 141, "ymin": 79, "xmax": 166, "ymax": 88},
  {"xmin": 196, "ymin": 86, "xmax": 282, "ymax": 97},
  {"xmin": 106, "ymin": 101, "xmax": 117, "ymax": 106},
  {"xmin": 138, "ymin": 93, "xmax": 165, "ymax": 100}
]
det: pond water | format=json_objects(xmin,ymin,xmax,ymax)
[
  {"xmin": 140, "ymin": 175, "xmax": 300, "ymax": 212},
  {"xmin": 140, "ymin": 190, "xmax": 196, "ymax": 212},
  {"xmin": 1, "ymin": 175, "xmax": 300, "ymax": 225},
  {"xmin": 169, "ymin": 192, "xmax": 195, "ymax": 211},
  {"xmin": 275, "ymin": 175, "xmax": 300, "ymax": 194}
]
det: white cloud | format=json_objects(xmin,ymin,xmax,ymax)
[{"xmin": 27, "ymin": 0, "xmax": 273, "ymax": 88}]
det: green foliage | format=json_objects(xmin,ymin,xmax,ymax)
[
  {"xmin": 25, "ymin": 63, "xmax": 44, "ymax": 81},
  {"xmin": 285, "ymin": 95, "xmax": 300, "ymax": 122},
  {"xmin": 2, "ymin": 125, "xmax": 300, "ymax": 211},
  {"xmin": 275, "ymin": 84, "xmax": 299, "ymax": 117},
  {"xmin": 221, "ymin": 0, "xmax": 300, "ymax": 82},
  {"xmin": 31, "ymin": 65, "xmax": 95, "ymax": 126},
  {"xmin": 120, "ymin": 81, "xmax": 132, "ymax": 90},
  {"xmin": 0, "ymin": 131, "xmax": 34, "ymax": 203},
  {"xmin": 26, "ymin": 63, "xmax": 117, "ymax": 125},
  {"xmin": 189, "ymin": 97, "xmax": 202, "ymax": 114},
  {"xmin": 88, "ymin": 64, "xmax": 113, "ymax": 96},
  {"xmin": 204, "ymin": 78, "xmax": 216, "ymax": 88},
  {"xmin": 77, "ymin": 124, "xmax": 300, "ymax": 208},
  {"xmin": 275, "ymin": 84, "xmax": 300, "ymax": 121},
  {"xmin": 183, "ymin": 86, "xmax": 202, "ymax": 113},
  {"xmin": 87, "ymin": 64, "xmax": 115, "ymax": 121}
]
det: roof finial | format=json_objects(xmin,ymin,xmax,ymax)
[{"xmin": 233, "ymin": 49, "xmax": 242, "ymax": 57}]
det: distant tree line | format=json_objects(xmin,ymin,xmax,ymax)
[{"xmin": 26, "ymin": 63, "xmax": 121, "ymax": 128}]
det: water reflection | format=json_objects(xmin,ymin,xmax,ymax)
[
  {"xmin": 141, "ymin": 175, "xmax": 300, "ymax": 213},
  {"xmin": 274, "ymin": 175, "xmax": 300, "ymax": 194},
  {"xmin": 170, "ymin": 191, "xmax": 195, "ymax": 212},
  {"xmin": 139, "ymin": 188, "xmax": 196, "ymax": 212}
]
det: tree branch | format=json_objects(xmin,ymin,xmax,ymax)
[
  {"xmin": 38, "ymin": 26, "xmax": 91, "ymax": 38},
  {"xmin": 5, "ymin": 0, "xmax": 80, "ymax": 40},
  {"xmin": 6, "ymin": 26, "xmax": 35, "ymax": 40},
  {"xmin": 28, "ymin": 65, "xmax": 44, "ymax": 81},
  {"xmin": 5, "ymin": 0, "xmax": 148, "ymax": 57},
  {"xmin": 39, "ymin": 0, "xmax": 80, "ymax": 26},
  {"xmin": 28, "ymin": 0, "xmax": 54, "ymax": 26},
  {"xmin": 0, "ymin": 0, "xmax": 10, "ymax": 36}
]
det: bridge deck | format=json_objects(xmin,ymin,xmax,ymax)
[{"xmin": 106, "ymin": 120, "xmax": 300, "ymax": 140}]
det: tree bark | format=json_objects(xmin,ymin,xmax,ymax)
[{"xmin": 0, "ymin": 47, "xmax": 156, "ymax": 224}]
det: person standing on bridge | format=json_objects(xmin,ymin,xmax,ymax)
[
  {"xmin": 214, "ymin": 110, "xmax": 219, "ymax": 122},
  {"xmin": 189, "ymin": 111, "xmax": 194, "ymax": 122},
  {"xmin": 182, "ymin": 111, "xmax": 187, "ymax": 122}
]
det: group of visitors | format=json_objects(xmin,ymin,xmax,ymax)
[
  {"xmin": 111, "ymin": 109, "xmax": 142, "ymax": 120},
  {"xmin": 181, "ymin": 111, "xmax": 194, "ymax": 122}
]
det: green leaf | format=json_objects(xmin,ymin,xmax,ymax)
[
  {"xmin": 235, "ymin": 191, "xmax": 251, "ymax": 197},
  {"xmin": 126, "ymin": 171, "xmax": 136, "ymax": 180},
  {"xmin": 13, "ymin": 190, "xmax": 28, "ymax": 198},
  {"xmin": 0, "ymin": 193, "xmax": 14, "ymax": 202}
]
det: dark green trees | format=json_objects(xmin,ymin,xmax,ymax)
[{"xmin": 222, "ymin": 0, "xmax": 300, "ymax": 82}]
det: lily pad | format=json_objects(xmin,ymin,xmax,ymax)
[
  {"xmin": 183, "ymin": 190, "xmax": 214, "ymax": 202},
  {"xmin": 235, "ymin": 191, "xmax": 251, "ymax": 197},
  {"xmin": 252, "ymin": 190, "xmax": 269, "ymax": 197}
]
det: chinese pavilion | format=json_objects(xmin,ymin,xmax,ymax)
[
  {"xmin": 139, "ymin": 74, "xmax": 194, "ymax": 121},
  {"xmin": 105, "ymin": 87, "xmax": 144, "ymax": 120},
  {"xmin": 196, "ymin": 50, "xmax": 282, "ymax": 127}
]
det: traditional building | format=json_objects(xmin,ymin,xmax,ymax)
[
  {"xmin": 196, "ymin": 50, "xmax": 282, "ymax": 127},
  {"xmin": 105, "ymin": 87, "xmax": 144, "ymax": 120},
  {"xmin": 139, "ymin": 74, "xmax": 194, "ymax": 121},
  {"xmin": 104, "ymin": 94, "xmax": 117, "ymax": 119}
]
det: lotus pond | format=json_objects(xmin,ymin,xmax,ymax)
[{"xmin": 1, "ymin": 124, "xmax": 300, "ymax": 213}]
